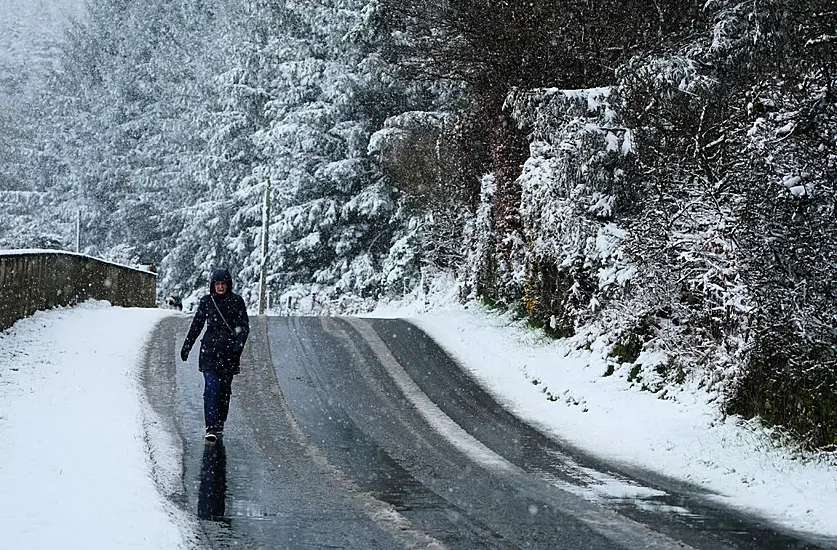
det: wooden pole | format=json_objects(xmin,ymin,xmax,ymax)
[
  {"xmin": 75, "ymin": 210, "xmax": 80, "ymax": 253},
  {"xmin": 258, "ymin": 179, "xmax": 271, "ymax": 314}
]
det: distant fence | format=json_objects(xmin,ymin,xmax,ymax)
[{"xmin": 0, "ymin": 250, "xmax": 157, "ymax": 331}]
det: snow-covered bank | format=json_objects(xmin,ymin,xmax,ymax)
[{"xmin": 0, "ymin": 302, "xmax": 193, "ymax": 549}]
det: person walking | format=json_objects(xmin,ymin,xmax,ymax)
[{"xmin": 180, "ymin": 268, "xmax": 250, "ymax": 442}]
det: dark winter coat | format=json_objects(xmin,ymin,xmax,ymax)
[{"xmin": 181, "ymin": 268, "xmax": 250, "ymax": 375}]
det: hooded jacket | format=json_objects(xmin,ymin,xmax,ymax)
[{"xmin": 181, "ymin": 268, "xmax": 250, "ymax": 375}]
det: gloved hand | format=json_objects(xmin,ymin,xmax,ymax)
[{"xmin": 180, "ymin": 345, "xmax": 189, "ymax": 362}]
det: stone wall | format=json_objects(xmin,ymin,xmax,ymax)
[{"xmin": 0, "ymin": 251, "xmax": 157, "ymax": 331}]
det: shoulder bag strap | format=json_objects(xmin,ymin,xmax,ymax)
[{"xmin": 211, "ymin": 295, "xmax": 236, "ymax": 336}]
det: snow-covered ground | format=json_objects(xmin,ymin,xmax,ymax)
[
  {"xmin": 0, "ymin": 301, "xmax": 193, "ymax": 549},
  {"xmin": 1, "ymin": 297, "xmax": 836, "ymax": 548}
]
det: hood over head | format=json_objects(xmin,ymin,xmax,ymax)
[{"xmin": 209, "ymin": 268, "xmax": 234, "ymax": 294}]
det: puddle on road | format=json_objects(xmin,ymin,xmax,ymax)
[
  {"xmin": 197, "ymin": 440, "xmax": 228, "ymax": 521},
  {"xmin": 227, "ymin": 498, "xmax": 280, "ymax": 519},
  {"xmin": 196, "ymin": 440, "xmax": 281, "ymax": 523}
]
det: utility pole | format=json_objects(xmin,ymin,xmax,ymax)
[
  {"xmin": 258, "ymin": 179, "xmax": 271, "ymax": 315},
  {"xmin": 75, "ymin": 210, "xmax": 80, "ymax": 253}
]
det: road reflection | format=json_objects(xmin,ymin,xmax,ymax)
[{"xmin": 198, "ymin": 440, "xmax": 228, "ymax": 522}]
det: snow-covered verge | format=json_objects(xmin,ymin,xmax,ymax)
[{"xmin": 0, "ymin": 301, "xmax": 196, "ymax": 550}]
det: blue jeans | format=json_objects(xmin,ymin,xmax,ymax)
[{"xmin": 203, "ymin": 371, "xmax": 234, "ymax": 431}]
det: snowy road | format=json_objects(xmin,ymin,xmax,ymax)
[{"xmin": 142, "ymin": 314, "xmax": 830, "ymax": 549}]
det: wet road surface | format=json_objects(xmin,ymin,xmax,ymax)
[{"xmin": 141, "ymin": 315, "xmax": 837, "ymax": 549}]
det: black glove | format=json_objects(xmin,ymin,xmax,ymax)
[{"xmin": 180, "ymin": 345, "xmax": 189, "ymax": 362}]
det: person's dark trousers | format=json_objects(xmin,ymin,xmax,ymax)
[{"xmin": 203, "ymin": 371, "xmax": 234, "ymax": 431}]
